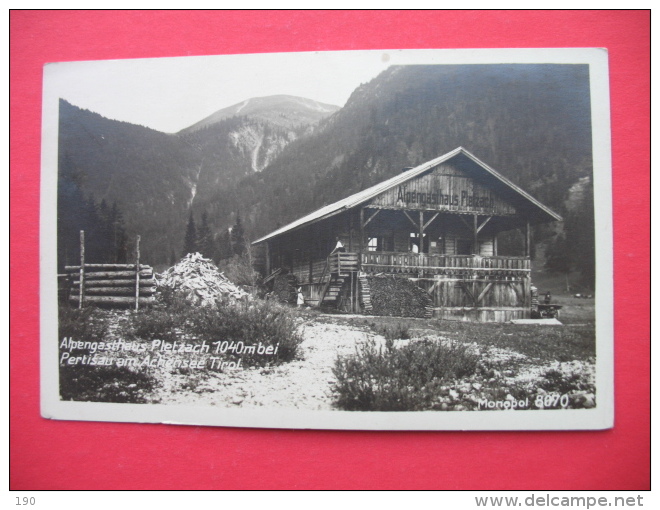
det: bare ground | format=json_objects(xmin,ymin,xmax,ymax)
[
  {"xmin": 61, "ymin": 298, "xmax": 596, "ymax": 410},
  {"xmin": 152, "ymin": 320, "xmax": 372, "ymax": 410},
  {"xmin": 147, "ymin": 305, "xmax": 596, "ymax": 410}
]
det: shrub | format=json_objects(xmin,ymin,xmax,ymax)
[
  {"xmin": 539, "ymin": 368, "xmax": 591, "ymax": 395},
  {"xmin": 127, "ymin": 306, "xmax": 182, "ymax": 342},
  {"xmin": 332, "ymin": 338, "xmax": 479, "ymax": 411},
  {"xmin": 217, "ymin": 250, "xmax": 261, "ymax": 289},
  {"xmin": 58, "ymin": 305, "xmax": 157, "ymax": 403},
  {"xmin": 373, "ymin": 322, "xmax": 411, "ymax": 341},
  {"xmin": 59, "ymin": 363, "xmax": 156, "ymax": 403},
  {"xmin": 156, "ymin": 286, "xmax": 192, "ymax": 310},
  {"xmin": 188, "ymin": 298, "xmax": 303, "ymax": 366},
  {"xmin": 58, "ymin": 305, "xmax": 108, "ymax": 342}
]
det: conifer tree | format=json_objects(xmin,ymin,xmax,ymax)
[
  {"xmin": 565, "ymin": 177, "xmax": 595, "ymax": 289},
  {"xmin": 183, "ymin": 211, "xmax": 197, "ymax": 257},
  {"xmin": 197, "ymin": 211, "xmax": 214, "ymax": 259},
  {"xmin": 95, "ymin": 199, "xmax": 112, "ymax": 262},
  {"xmin": 217, "ymin": 229, "xmax": 233, "ymax": 262},
  {"xmin": 231, "ymin": 212, "xmax": 246, "ymax": 256},
  {"xmin": 110, "ymin": 202, "xmax": 128, "ymax": 263}
]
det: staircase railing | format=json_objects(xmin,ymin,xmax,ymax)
[{"xmin": 328, "ymin": 252, "xmax": 359, "ymax": 275}]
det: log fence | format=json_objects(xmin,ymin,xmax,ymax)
[{"xmin": 65, "ymin": 231, "xmax": 155, "ymax": 309}]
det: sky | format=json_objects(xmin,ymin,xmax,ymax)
[
  {"xmin": 43, "ymin": 48, "xmax": 604, "ymax": 133},
  {"xmin": 44, "ymin": 50, "xmax": 395, "ymax": 133}
]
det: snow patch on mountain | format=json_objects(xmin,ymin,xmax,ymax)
[
  {"xmin": 186, "ymin": 163, "xmax": 204, "ymax": 207},
  {"xmin": 229, "ymin": 124, "xmax": 296, "ymax": 173},
  {"xmin": 235, "ymin": 99, "xmax": 250, "ymax": 114},
  {"xmin": 294, "ymin": 96, "xmax": 336, "ymax": 113}
]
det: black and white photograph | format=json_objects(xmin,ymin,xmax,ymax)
[{"xmin": 40, "ymin": 48, "xmax": 613, "ymax": 430}]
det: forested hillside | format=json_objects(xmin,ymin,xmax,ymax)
[
  {"xmin": 232, "ymin": 65, "xmax": 593, "ymax": 236},
  {"xmin": 58, "ymin": 64, "xmax": 595, "ymax": 286},
  {"xmin": 213, "ymin": 65, "xmax": 595, "ymax": 285},
  {"xmin": 57, "ymin": 97, "xmax": 335, "ymax": 266},
  {"xmin": 57, "ymin": 101, "xmax": 199, "ymax": 268}
]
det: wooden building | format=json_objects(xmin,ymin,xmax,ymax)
[{"xmin": 253, "ymin": 147, "xmax": 561, "ymax": 322}]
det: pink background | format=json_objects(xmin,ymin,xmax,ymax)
[{"xmin": 10, "ymin": 11, "xmax": 650, "ymax": 490}]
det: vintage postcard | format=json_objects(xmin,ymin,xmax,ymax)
[{"xmin": 40, "ymin": 48, "xmax": 613, "ymax": 430}]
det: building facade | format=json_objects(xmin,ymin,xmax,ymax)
[{"xmin": 253, "ymin": 147, "xmax": 561, "ymax": 322}]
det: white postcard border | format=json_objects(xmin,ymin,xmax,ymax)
[{"xmin": 40, "ymin": 47, "xmax": 613, "ymax": 430}]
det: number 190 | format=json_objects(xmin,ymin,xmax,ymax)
[{"xmin": 16, "ymin": 497, "xmax": 35, "ymax": 506}]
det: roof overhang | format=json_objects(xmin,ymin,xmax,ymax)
[{"xmin": 252, "ymin": 147, "xmax": 562, "ymax": 245}]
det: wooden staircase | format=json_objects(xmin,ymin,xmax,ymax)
[
  {"xmin": 318, "ymin": 252, "xmax": 375, "ymax": 312},
  {"xmin": 320, "ymin": 276, "xmax": 345, "ymax": 306}
]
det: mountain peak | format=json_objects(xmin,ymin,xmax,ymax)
[{"xmin": 178, "ymin": 95, "xmax": 340, "ymax": 134}]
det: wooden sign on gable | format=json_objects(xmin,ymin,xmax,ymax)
[{"xmin": 368, "ymin": 162, "xmax": 517, "ymax": 215}]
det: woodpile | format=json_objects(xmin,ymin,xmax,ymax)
[
  {"xmin": 65, "ymin": 263, "xmax": 156, "ymax": 307},
  {"xmin": 271, "ymin": 273, "xmax": 298, "ymax": 304},
  {"xmin": 368, "ymin": 275, "xmax": 433, "ymax": 318},
  {"xmin": 156, "ymin": 252, "xmax": 248, "ymax": 306},
  {"xmin": 358, "ymin": 274, "xmax": 373, "ymax": 313}
]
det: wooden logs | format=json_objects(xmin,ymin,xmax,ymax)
[
  {"xmin": 79, "ymin": 230, "xmax": 85, "ymax": 309},
  {"xmin": 134, "ymin": 235, "xmax": 141, "ymax": 311},
  {"xmin": 75, "ymin": 286, "xmax": 156, "ymax": 296},
  {"xmin": 65, "ymin": 261, "xmax": 155, "ymax": 308},
  {"xmin": 78, "ymin": 270, "xmax": 153, "ymax": 279},
  {"xmin": 69, "ymin": 296, "xmax": 156, "ymax": 305},
  {"xmin": 71, "ymin": 279, "xmax": 155, "ymax": 287},
  {"xmin": 65, "ymin": 264, "xmax": 151, "ymax": 271}
]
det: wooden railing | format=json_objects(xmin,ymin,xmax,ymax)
[
  {"xmin": 328, "ymin": 252, "xmax": 360, "ymax": 276},
  {"xmin": 360, "ymin": 252, "xmax": 530, "ymax": 275}
]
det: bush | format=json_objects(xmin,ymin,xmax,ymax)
[
  {"xmin": 58, "ymin": 305, "xmax": 108, "ymax": 342},
  {"xmin": 58, "ymin": 305, "xmax": 157, "ymax": 403},
  {"xmin": 188, "ymin": 298, "xmax": 303, "ymax": 366},
  {"xmin": 60, "ymin": 363, "xmax": 156, "ymax": 403},
  {"xmin": 333, "ymin": 338, "xmax": 479, "ymax": 411},
  {"xmin": 127, "ymin": 306, "xmax": 183, "ymax": 342},
  {"xmin": 539, "ymin": 368, "xmax": 591, "ymax": 395},
  {"xmin": 372, "ymin": 322, "xmax": 411, "ymax": 341},
  {"xmin": 156, "ymin": 286, "xmax": 192, "ymax": 309},
  {"xmin": 217, "ymin": 252, "xmax": 261, "ymax": 289}
]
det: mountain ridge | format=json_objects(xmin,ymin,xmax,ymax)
[
  {"xmin": 178, "ymin": 94, "xmax": 340, "ymax": 134},
  {"xmin": 57, "ymin": 64, "xmax": 594, "ymax": 284}
]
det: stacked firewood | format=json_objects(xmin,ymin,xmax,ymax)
[
  {"xmin": 271, "ymin": 273, "xmax": 298, "ymax": 304},
  {"xmin": 156, "ymin": 252, "xmax": 248, "ymax": 306},
  {"xmin": 368, "ymin": 275, "xmax": 433, "ymax": 318}
]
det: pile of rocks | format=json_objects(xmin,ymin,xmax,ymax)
[{"xmin": 157, "ymin": 253, "xmax": 248, "ymax": 306}]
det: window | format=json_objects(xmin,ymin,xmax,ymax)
[{"xmin": 367, "ymin": 236, "xmax": 393, "ymax": 252}]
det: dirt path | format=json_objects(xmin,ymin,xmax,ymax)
[
  {"xmin": 148, "ymin": 312, "xmax": 596, "ymax": 411},
  {"xmin": 154, "ymin": 320, "xmax": 370, "ymax": 410}
]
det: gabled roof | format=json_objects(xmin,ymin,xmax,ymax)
[{"xmin": 253, "ymin": 147, "xmax": 562, "ymax": 245}]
